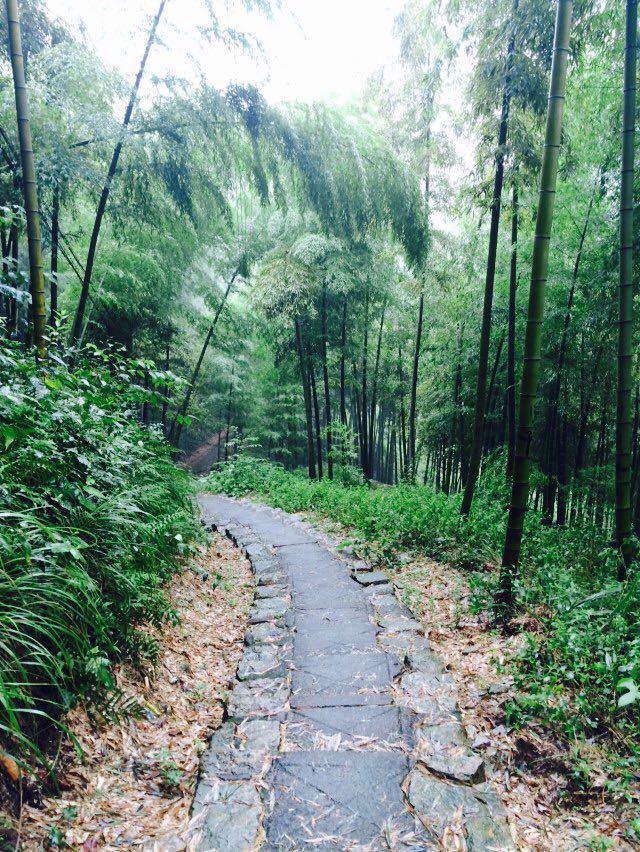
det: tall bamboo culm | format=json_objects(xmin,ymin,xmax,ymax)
[
  {"xmin": 498, "ymin": 0, "xmax": 573, "ymax": 611},
  {"xmin": 615, "ymin": 0, "xmax": 637, "ymax": 578},
  {"xmin": 6, "ymin": 0, "xmax": 47, "ymax": 361}
]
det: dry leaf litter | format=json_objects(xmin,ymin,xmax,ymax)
[{"xmin": 17, "ymin": 533, "xmax": 252, "ymax": 851}]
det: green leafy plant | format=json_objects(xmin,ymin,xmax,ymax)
[{"xmin": 0, "ymin": 340, "xmax": 198, "ymax": 771}]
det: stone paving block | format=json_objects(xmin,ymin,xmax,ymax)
[
  {"xmin": 194, "ymin": 781, "xmax": 262, "ymax": 850},
  {"xmin": 292, "ymin": 649, "xmax": 392, "ymax": 696},
  {"xmin": 248, "ymin": 597, "xmax": 289, "ymax": 624},
  {"xmin": 292, "ymin": 582, "xmax": 365, "ymax": 611},
  {"xmin": 255, "ymin": 569, "xmax": 286, "ymax": 587},
  {"xmin": 237, "ymin": 718, "xmax": 281, "ymax": 753},
  {"xmin": 398, "ymin": 671, "xmax": 459, "ymax": 723},
  {"xmin": 293, "ymin": 612, "xmax": 379, "ymax": 655},
  {"xmin": 200, "ymin": 746, "xmax": 270, "ymax": 781},
  {"xmin": 406, "ymin": 770, "xmax": 514, "ymax": 850},
  {"xmin": 255, "ymin": 584, "xmax": 288, "ymax": 600},
  {"xmin": 377, "ymin": 614, "xmax": 422, "ymax": 633},
  {"xmin": 264, "ymin": 751, "xmax": 420, "ymax": 849},
  {"xmin": 377, "ymin": 631, "xmax": 426, "ymax": 662},
  {"xmin": 415, "ymin": 721, "xmax": 485, "ymax": 783},
  {"xmin": 237, "ymin": 644, "xmax": 289, "ymax": 681},
  {"xmin": 284, "ymin": 704, "xmax": 410, "ymax": 750},
  {"xmin": 352, "ymin": 569, "xmax": 389, "ymax": 586},
  {"xmin": 227, "ymin": 677, "xmax": 289, "ymax": 719},
  {"xmin": 372, "ymin": 596, "xmax": 414, "ymax": 620},
  {"xmin": 244, "ymin": 622, "xmax": 289, "ymax": 646}
]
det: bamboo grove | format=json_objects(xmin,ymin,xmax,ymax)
[{"xmin": 0, "ymin": 0, "xmax": 639, "ymax": 617}]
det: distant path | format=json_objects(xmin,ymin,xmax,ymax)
[
  {"xmin": 191, "ymin": 495, "xmax": 513, "ymax": 850},
  {"xmin": 182, "ymin": 432, "xmax": 223, "ymax": 474}
]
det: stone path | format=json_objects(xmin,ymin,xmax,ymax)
[{"xmin": 190, "ymin": 495, "xmax": 513, "ymax": 851}]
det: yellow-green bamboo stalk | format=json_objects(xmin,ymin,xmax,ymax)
[
  {"xmin": 6, "ymin": 0, "xmax": 46, "ymax": 360},
  {"xmin": 615, "ymin": 0, "xmax": 637, "ymax": 578},
  {"xmin": 498, "ymin": 0, "xmax": 573, "ymax": 612}
]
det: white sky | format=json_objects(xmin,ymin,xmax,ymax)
[{"xmin": 45, "ymin": 0, "xmax": 406, "ymax": 105}]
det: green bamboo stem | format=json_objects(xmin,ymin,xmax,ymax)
[
  {"xmin": 615, "ymin": 0, "xmax": 637, "ymax": 578},
  {"xmin": 6, "ymin": 0, "xmax": 47, "ymax": 361},
  {"xmin": 498, "ymin": 0, "xmax": 573, "ymax": 611}
]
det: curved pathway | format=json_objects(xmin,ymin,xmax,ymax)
[{"xmin": 189, "ymin": 495, "xmax": 513, "ymax": 851}]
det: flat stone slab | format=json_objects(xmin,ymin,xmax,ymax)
[
  {"xmin": 293, "ymin": 616, "xmax": 378, "ymax": 655},
  {"xmin": 193, "ymin": 781, "xmax": 262, "ymax": 851},
  {"xmin": 377, "ymin": 614, "xmax": 422, "ymax": 633},
  {"xmin": 292, "ymin": 650, "xmax": 393, "ymax": 701},
  {"xmin": 248, "ymin": 597, "xmax": 289, "ymax": 624},
  {"xmin": 237, "ymin": 645, "xmax": 289, "ymax": 681},
  {"xmin": 255, "ymin": 584, "xmax": 288, "ymax": 599},
  {"xmin": 415, "ymin": 721, "xmax": 485, "ymax": 783},
  {"xmin": 244, "ymin": 622, "xmax": 289, "ymax": 646},
  {"xmin": 398, "ymin": 671, "xmax": 459, "ymax": 722},
  {"xmin": 284, "ymin": 705, "xmax": 411, "ymax": 751},
  {"xmin": 406, "ymin": 770, "xmax": 514, "ymax": 850},
  {"xmin": 237, "ymin": 718, "xmax": 281, "ymax": 753},
  {"xmin": 352, "ymin": 569, "xmax": 389, "ymax": 586},
  {"xmin": 227, "ymin": 677, "xmax": 289, "ymax": 719},
  {"xmin": 264, "ymin": 751, "xmax": 422, "ymax": 849}
]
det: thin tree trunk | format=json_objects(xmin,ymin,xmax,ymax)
[
  {"xmin": 6, "ymin": 0, "xmax": 46, "ymax": 360},
  {"xmin": 320, "ymin": 279, "xmax": 333, "ymax": 478},
  {"xmin": 461, "ymin": 0, "xmax": 517, "ymax": 514},
  {"xmin": 169, "ymin": 266, "xmax": 238, "ymax": 445},
  {"xmin": 340, "ymin": 299, "xmax": 347, "ymax": 426},
  {"xmin": 406, "ymin": 290, "xmax": 424, "ymax": 479},
  {"xmin": 360, "ymin": 288, "xmax": 369, "ymax": 477},
  {"xmin": 352, "ymin": 361, "xmax": 364, "ymax": 467},
  {"xmin": 542, "ymin": 186, "xmax": 596, "ymax": 522},
  {"xmin": 499, "ymin": 0, "xmax": 573, "ymax": 611},
  {"xmin": 295, "ymin": 316, "xmax": 316, "ymax": 479},
  {"xmin": 556, "ymin": 385, "xmax": 569, "ymax": 525},
  {"xmin": 368, "ymin": 303, "xmax": 386, "ymax": 477},
  {"xmin": 483, "ymin": 326, "xmax": 506, "ymax": 454},
  {"xmin": 8, "ymin": 218, "xmax": 17, "ymax": 334},
  {"xmin": 49, "ymin": 181, "xmax": 59, "ymax": 327},
  {"xmin": 615, "ymin": 0, "xmax": 637, "ymax": 576},
  {"xmin": 398, "ymin": 346, "xmax": 407, "ymax": 478},
  {"xmin": 450, "ymin": 322, "xmax": 464, "ymax": 492},
  {"xmin": 161, "ymin": 342, "xmax": 170, "ymax": 434},
  {"xmin": 70, "ymin": 0, "xmax": 167, "ymax": 344},
  {"xmin": 142, "ymin": 369, "xmax": 151, "ymax": 425},
  {"xmin": 310, "ymin": 354, "xmax": 323, "ymax": 480},
  {"xmin": 224, "ymin": 371, "xmax": 234, "ymax": 462},
  {"xmin": 506, "ymin": 183, "xmax": 518, "ymax": 480}
]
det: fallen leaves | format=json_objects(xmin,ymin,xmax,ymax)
[
  {"xmin": 17, "ymin": 533, "xmax": 252, "ymax": 850},
  {"xmin": 394, "ymin": 554, "xmax": 638, "ymax": 851}
]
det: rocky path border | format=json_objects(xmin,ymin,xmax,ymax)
[{"xmin": 179, "ymin": 495, "xmax": 514, "ymax": 851}]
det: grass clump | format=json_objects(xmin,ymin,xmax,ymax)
[
  {"xmin": 0, "ymin": 341, "xmax": 197, "ymax": 769},
  {"xmin": 206, "ymin": 455, "xmax": 640, "ymax": 776}
]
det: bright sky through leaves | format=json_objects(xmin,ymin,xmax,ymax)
[{"xmin": 46, "ymin": 0, "xmax": 405, "ymax": 104}]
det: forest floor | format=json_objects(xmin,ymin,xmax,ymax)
[
  {"xmin": 15, "ymin": 533, "xmax": 253, "ymax": 851},
  {"xmin": 303, "ymin": 510, "xmax": 639, "ymax": 850}
]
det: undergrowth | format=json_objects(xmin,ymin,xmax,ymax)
[
  {"xmin": 206, "ymin": 455, "xmax": 640, "ymax": 784},
  {"xmin": 0, "ymin": 341, "xmax": 197, "ymax": 772}
]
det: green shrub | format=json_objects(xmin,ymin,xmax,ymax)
[
  {"xmin": 0, "ymin": 341, "xmax": 197, "ymax": 769},
  {"xmin": 206, "ymin": 455, "xmax": 639, "ymax": 758}
]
